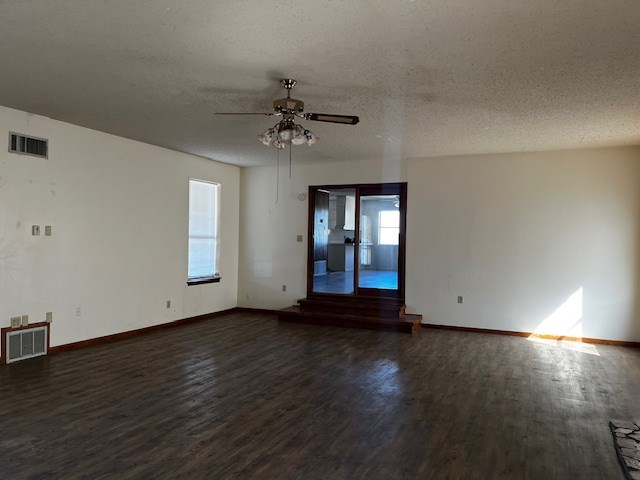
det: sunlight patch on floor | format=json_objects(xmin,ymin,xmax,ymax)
[{"xmin": 527, "ymin": 336, "xmax": 600, "ymax": 356}]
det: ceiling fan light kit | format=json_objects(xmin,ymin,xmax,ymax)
[
  {"xmin": 216, "ymin": 79, "xmax": 359, "ymax": 149},
  {"xmin": 259, "ymin": 122, "xmax": 317, "ymax": 149}
]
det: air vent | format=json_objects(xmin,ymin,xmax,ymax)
[
  {"xmin": 9, "ymin": 132, "xmax": 48, "ymax": 158},
  {"xmin": 6, "ymin": 326, "xmax": 48, "ymax": 363}
]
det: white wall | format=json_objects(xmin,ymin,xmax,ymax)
[
  {"xmin": 0, "ymin": 105, "xmax": 240, "ymax": 348},
  {"xmin": 406, "ymin": 148, "xmax": 640, "ymax": 342},
  {"xmin": 239, "ymin": 147, "xmax": 640, "ymax": 342},
  {"xmin": 238, "ymin": 157, "xmax": 405, "ymax": 309}
]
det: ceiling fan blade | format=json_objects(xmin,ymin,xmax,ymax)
[
  {"xmin": 305, "ymin": 113, "xmax": 359, "ymax": 125},
  {"xmin": 215, "ymin": 112, "xmax": 278, "ymax": 116}
]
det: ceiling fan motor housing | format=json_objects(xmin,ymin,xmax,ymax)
[
  {"xmin": 280, "ymin": 78, "xmax": 297, "ymax": 89},
  {"xmin": 273, "ymin": 97, "xmax": 305, "ymax": 114}
]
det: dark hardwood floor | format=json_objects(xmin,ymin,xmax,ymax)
[{"xmin": 1, "ymin": 311, "xmax": 639, "ymax": 479}]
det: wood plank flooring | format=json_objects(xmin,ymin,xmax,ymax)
[{"xmin": 1, "ymin": 311, "xmax": 639, "ymax": 479}]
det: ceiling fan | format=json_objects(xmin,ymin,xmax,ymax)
[{"xmin": 215, "ymin": 79, "xmax": 359, "ymax": 149}]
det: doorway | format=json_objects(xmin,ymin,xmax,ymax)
[{"xmin": 307, "ymin": 183, "xmax": 407, "ymax": 299}]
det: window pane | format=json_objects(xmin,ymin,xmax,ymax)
[
  {"xmin": 379, "ymin": 210, "xmax": 399, "ymax": 228},
  {"xmin": 379, "ymin": 227, "xmax": 399, "ymax": 245},
  {"xmin": 378, "ymin": 210, "xmax": 399, "ymax": 245},
  {"xmin": 360, "ymin": 194, "xmax": 400, "ymax": 290},
  {"xmin": 188, "ymin": 238, "xmax": 216, "ymax": 277},
  {"xmin": 188, "ymin": 180, "xmax": 219, "ymax": 279}
]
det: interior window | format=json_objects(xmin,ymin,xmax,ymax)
[
  {"xmin": 188, "ymin": 179, "xmax": 221, "ymax": 283},
  {"xmin": 378, "ymin": 210, "xmax": 399, "ymax": 245}
]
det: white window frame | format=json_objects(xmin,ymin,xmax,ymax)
[{"xmin": 187, "ymin": 178, "xmax": 221, "ymax": 285}]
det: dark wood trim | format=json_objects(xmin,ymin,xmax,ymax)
[
  {"xmin": 308, "ymin": 182, "xmax": 408, "ymax": 191},
  {"xmin": 187, "ymin": 276, "xmax": 221, "ymax": 286},
  {"xmin": 422, "ymin": 323, "xmax": 640, "ymax": 348},
  {"xmin": 46, "ymin": 308, "xmax": 237, "ymax": 356},
  {"xmin": 306, "ymin": 185, "xmax": 315, "ymax": 298},
  {"xmin": 398, "ymin": 183, "xmax": 407, "ymax": 299},
  {"xmin": 354, "ymin": 182, "xmax": 407, "ymax": 299},
  {"xmin": 306, "ymin": 182, "xmax": 407, "ymax": 300},
  {"xmin": 353, "ymin": 185, "xmax": 361, "ymax": 294},
  {"xmin": 1, "ymin": 322, "xmax": 51, "ymax": 365}
]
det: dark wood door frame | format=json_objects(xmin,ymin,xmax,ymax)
[
  {"xmin": 313, "ymin": 190, "xmax": 330, "ymax": 275},
  {"xmin": 306, "ymin": 182, "xmax": 407, "ymax": 301}
]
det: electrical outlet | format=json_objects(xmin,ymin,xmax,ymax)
[
  {"xmin": 11, "ymin": 317, "xmax": 21, "ymax": 328},
  {"xmin": 45, "ymin": 225, "xmax": 52, "ymax": 236},
  {"xmin": 21, "ymin": 315, "xmax": 29, "ymax": 326},
  {"xmin": 296, "ymin": 234, "xmax": 303, "ymax": 242},
  {"xmin": 458, "ymin": 296, "xmax": 463, "ymax": 304},
  {"xmin": 166, "ymin": 300, "xmax": 171, "ymax": 308},
  {"xmin": 76, "ymin": 307, "xmax": 81, "ymax": 317},
  {"xmin": 46, "ymin": 312, "xmax": 53, "ymax": 323},
  {"xmin": 32, "ymin": 225, "xmax": 40, "ymax": 236},
  {"xmin": 282, "ymin": 285, "xmax": 287, "ymax": 292}
]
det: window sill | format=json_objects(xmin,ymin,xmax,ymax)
[{"xmin": 187, "ymin": 276, "xmax": 221, "ymax": 286}]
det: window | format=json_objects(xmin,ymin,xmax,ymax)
[
  {"xmin": 378, "ymin": 210, "xmax": 399, "ymax": 245},
  {"xmin": 188, "ymin": 179, "xmax": 221, "ymax": 284}
]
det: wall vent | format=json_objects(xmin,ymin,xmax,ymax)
[
  {"xmin": 6, "ymin": 326, "xmax": 48, "ymax": 363},
  {"xmin": 8, "ymin": 132, "xmax": 48, "ymax": 158}
]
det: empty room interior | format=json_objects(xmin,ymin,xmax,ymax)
[{"xmin": 1, "ymin": 1, "xmax": 640, "ymax": 479}]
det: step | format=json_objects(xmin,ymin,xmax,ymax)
[
  {"xmin": 278, "ymin": 306, "xmax": 422, "ymax": 334},
  {"xmin": 297, "ymin": 297, "xmax": 406, "ymax": 319}
]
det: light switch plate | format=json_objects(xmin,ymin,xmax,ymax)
[
  {"xmin": 296, "ymin": 234, "xmax": 303, "ymax": 242},
  {"xmin": 11, "ymin": 317, "xmax": 21, "ymax": 328},
  {"xmin": 21, "ymin": 315, "xmax": 29, "ymax": 326},
  {"xmin": 32, "ymin": 225, "xmax": 40, "ymax": 236},
  {"xmin": 46, "ymin": 312, "xmax": 53, "ymax": 323},
  {"xmin": 45, "ymin": 225, "xmax": 52, "ymax": 236}
]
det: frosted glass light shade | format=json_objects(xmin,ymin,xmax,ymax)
[
  {"xmin": 259, "ymin": 122, "xmax": 319, "ymax": 148},
  {"xmin": 279, "ymin": 128, "xmax": 293, "ymax": 141}
]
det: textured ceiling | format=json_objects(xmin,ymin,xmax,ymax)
[{"xmin": 0, "ymin": 1, "xmax": 639, "ymax": 166}]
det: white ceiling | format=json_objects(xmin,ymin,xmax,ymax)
[{"xmin": 0, "ymin": 1, "xmax": 639, "ymax": 166}]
